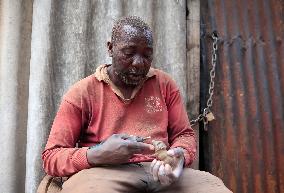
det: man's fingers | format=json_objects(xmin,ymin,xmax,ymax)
[
  {"xmin": 127, "ymin": 142, "xmax": 154, "ymax": 154},
  {"xmin": 158, "ymin": 164, "xmax": 166, "ymax": 176},
  {"xmin": 167, "ymin": 149, "xmax": 175, "ymax": 156},
  {"xmin": 151, "ymin": 162, "xmax": 178, "ymax": 186},
  {"xmin": 152, "ymin": 161, "xmax": 162, "ymax": 181},
  {"xmin": 150, "ymin": 159, "xmax": 157, "ymax": 173},
  {"xmin": 113, "ymin": 134, "xmax": 155, "ymax": 154},
  {"xmin": 172, "ymin": 164, "xmax": 183, "ymax": 178},
  {"xmin": 140, "ymin": 143, "xmax": 155, "ymax": 154},
  {"xmin": 164, "ymin": 164, "xmax": 176, "ymax": 181},
  {"xmin": 167, "ymin": 147, "xmax": 184, "ymax": 157},
  {"xmin": 116, "ymin": 133, "xmax": 130, "ymax": 139},
  {"xmin": 165, "ymin": 164, "xmax": 173, "ymax": 175},
  {"xmin": 158, "ymin": 164, "xmax": 169, "ymax": 185}
]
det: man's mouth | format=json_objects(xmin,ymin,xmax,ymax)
[
  {"xmin": 118, "ymin": 71, "xmax": 147, "ymax": 85},
  {"xmin": 128, "ymin": 73, "xmax": 144, "ymax": 80}
]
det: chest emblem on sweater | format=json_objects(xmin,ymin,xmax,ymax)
[{"xmin": 145, "ymin": 96, "xmax": 163, "ymax": 113}]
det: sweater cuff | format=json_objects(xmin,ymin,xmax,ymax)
[
  {"xmin": 182, "ymin": 148, "xmax": 196, "ymax": 166},
  {"xmin": 72, "ymin": 147, "xmax": 92, "ymax": 171}
]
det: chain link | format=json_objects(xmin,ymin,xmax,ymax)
[
  {"xmin": 190, "ymin": 32, "xmax": 218, "ymax": 127},
  {"xmin": 206, "ymin": 33, "xmax": 218, "ymax": 108}
]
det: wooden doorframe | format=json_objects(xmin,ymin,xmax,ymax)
[{"xmin": 186, "ymin": 0, "xmax": 200, "ymax": 169}]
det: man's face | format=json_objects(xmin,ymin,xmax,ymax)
[{"xmin": 108, "ymin": 25, "xmax": 153, "ymax": 86}]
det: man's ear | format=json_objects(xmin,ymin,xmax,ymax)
[{"xmin": 107, "ymin": 41, "xmax": 113, "ymax": 57}]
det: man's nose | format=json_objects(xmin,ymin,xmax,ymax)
[{"xmin": 132, "ymin": 55, "xmax": 144, "ymax": 67}]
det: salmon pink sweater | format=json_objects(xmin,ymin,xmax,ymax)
[{"xmin": 42, "ymin": 65, "xmax": 196, "ymax": 177}]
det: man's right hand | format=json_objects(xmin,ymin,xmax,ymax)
[{"xmin": 86, "ymin": 133, "xmax": 154, "ymax": 166}]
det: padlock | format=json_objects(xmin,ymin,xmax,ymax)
[{"xmin": 205, "ymin": 112, "xmax": 215, "ymax": 122}]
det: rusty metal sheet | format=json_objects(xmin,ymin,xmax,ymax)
[{"xmin": 200, "ymin": 0, "xmax": 284, "ymax": 193}]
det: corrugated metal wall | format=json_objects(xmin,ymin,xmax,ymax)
[
  {"xmin": 1, "ymin": 0, "xmax": 201, "ymax": 192},
  {"xmin": 200, "ymin": 0, "xmax": 284, "ymax": 193}
]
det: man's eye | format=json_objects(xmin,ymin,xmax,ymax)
[
  {"xmin": 122, "ymin": 50, "xmax": 135, "ymax": 57},
  {"xmin": 124, "ymin": 52, "xmax": 134, "ymax": 56}
]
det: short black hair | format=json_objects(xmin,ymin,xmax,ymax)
[{"xmin": 111, "ymin": 16, "xmax": 153, "ymax": 45}]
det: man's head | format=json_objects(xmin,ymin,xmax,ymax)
[{"xmin": 107, "ymin": 16, "xmax": 153, "ymax": 86}]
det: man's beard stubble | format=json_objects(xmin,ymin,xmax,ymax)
[{"xmin": 115, "ymin": 70, "xmax": 147, "ymax": 86}]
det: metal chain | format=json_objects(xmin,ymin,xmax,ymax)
[{"xmin": 190, "ymin": 32, "xmax": 218, "ymax": 127}]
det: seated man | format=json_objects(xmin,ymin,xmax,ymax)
[{"xmin": 40, "ymin": 16, "xmax": 232, "ymax": 193}]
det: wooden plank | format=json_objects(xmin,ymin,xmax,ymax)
[{"xmin": 186, "ymin": 0, "xmax": 200, "ymax": 169}]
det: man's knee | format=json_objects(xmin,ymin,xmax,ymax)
[{"xmin": 177, "ymin": 168, "xmax": 233, "ymax": 193}]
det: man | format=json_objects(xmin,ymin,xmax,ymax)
[{"xmin": 41, "ymin": 16, "xmax": 232, "ymax": 193}]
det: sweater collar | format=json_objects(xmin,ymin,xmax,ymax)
[{"xmin": 94, "ymin": 64, "xmax": 156, "ymax": 101}]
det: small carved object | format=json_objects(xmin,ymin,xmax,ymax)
[{"xmin": 152, "ymin": 140, "xmax": 177, "ymax": 167}]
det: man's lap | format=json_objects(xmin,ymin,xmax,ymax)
[
  {"xmin": 61, "ymin": 163, "xmax": 148, "ymax": 193},
  {"xmin": 59, "ymin": 162, "xmax": 232, "ymax": 193}
]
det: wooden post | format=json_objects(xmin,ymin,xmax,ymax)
[{"xmin": 186, "ymin": 0, "xmax": 200, "ymax": 169}]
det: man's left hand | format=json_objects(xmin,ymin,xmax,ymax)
[{"xmin": 150, "ymin": 147, "xmax": 185, "ymax": 185}]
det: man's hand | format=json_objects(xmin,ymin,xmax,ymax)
[
  {"xmin": 87, "ymin": 133, "xmax": 154, "ymax": 165},
  {"xmin": 150, "ymin": 147, "xmax": 185, "ymax": 185}
]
